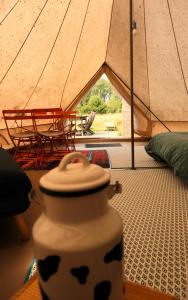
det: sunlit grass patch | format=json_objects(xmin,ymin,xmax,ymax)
[{"xmin": 91, "ymin": 113, "xmax": 123, "ymax": 136}]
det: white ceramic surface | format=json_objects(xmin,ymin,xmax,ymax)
[
  {"xmin": 40, "ymin": 152, "xmax": 111, "ymax": 193},
  {"xmin": 33, "ymin": 153, "xmax": 124, "ymax": 300}
]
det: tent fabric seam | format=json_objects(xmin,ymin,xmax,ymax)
[
  {"xmin": 106, "ymin": 64, "xmax": 171, "ymax": 132},
  {"xmin": 59, "ymin": 0, "xmax": 91, "ymax": 107},
  {"xmin": 143, "ymin": 0, "xmax": 151, "ymax": 111},
  {"xmin": 0, "ymin": 0, "xmax": 20, "ymax": 25},
  {"xmin": 166, "ymin": 0, "xmax": 188, "ymax": 95},
  {"xmin": 24, "ymin": 0, "xmax": 72, "ymax": 109},
  {"xmin": 105, "ymin": 0, "xmax": 115, "ymax": 63},
  {"xmin": 0, "ymin": 0, "xmax": 49, "ymax": 85},
  {"xmin": 66, "ymin": 65, "xmax": 105, "ymax": 111}
]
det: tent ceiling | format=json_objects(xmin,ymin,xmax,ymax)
[{"xmin": 0, "ymin": 0, "xmax": 188, "ymax": 129}]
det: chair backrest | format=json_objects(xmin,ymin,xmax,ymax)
[
  {"xmin": 32, "ymin": 108, "xmax": 63, "ymax": 132},
  {"xmin": 32, "ymin": 108, "xmax": 62, "ymax": 119},
  {"xmin": 2, "ymin": 109, "xmax": 34, "ymax": 141},
  {"xmin": 85, "ymin": 112, "xmax": 96, "ymax": 130}
]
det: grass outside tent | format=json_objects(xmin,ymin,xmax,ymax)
[{"xmin": 89, "ymin": 113, "xmax": 123, "ymax": 136}]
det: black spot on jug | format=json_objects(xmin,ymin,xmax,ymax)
[
  {"xmin": 70, "ymin": 266, "xmax": 89, "ymax": 284},
  {"xmin": 104, "ymin": 237, "xmax": 123, "ymax": 263},
  {"xmin": 37, "ymin": 255, "xmax": 61, "ymax": 282},
  {"xmin": 94, "ymin": 281, "xmax": 111, "ymax": 300}
]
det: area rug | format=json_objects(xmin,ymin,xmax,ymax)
[
  {"xmin": 110, "ymin": 169, "xmax": 188, "ymax": 300},
  {"xmin": 21, "ymin": 150, "xmax": 111, "ymax": 170},
  {"xmin": 75, "ymin": 146, "xmax": 167, "ymax": 168},
  {"xmin": 24, "ymin": 168, "xmax": 188, "ymax": 300},
  {"xmin": 85, "ymin": 143, "xmax": 122, "ymax": 148},
  {"xmin": 107, "ymin": 146, "xmax": 167, "ymax": 168}
]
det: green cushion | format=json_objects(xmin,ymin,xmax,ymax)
[{"xmin": 145, "ymin": 132, "xmax": 188, "ymax": 184}]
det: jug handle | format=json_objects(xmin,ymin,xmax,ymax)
[{"xmin": 58, "ymin": 152, "xmax": 89, "ymax": 170}]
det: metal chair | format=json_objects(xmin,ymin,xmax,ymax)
[
  {"xmin": 32, "ymin": 108, "xmax": 70, "ymax": 164},
  {"xmin": 61, "ymin": 111, "xmax": 76, "ymax": 151},
  {"xmin": 2, "ymin": 109, "xmax": 38, "ymax": 166}
]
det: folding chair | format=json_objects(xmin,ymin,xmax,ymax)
[
  {"xmin": 77, "ymin": 111, "xmax": 96, "ymax": 135},
  {"xmin": 2, "ymin": 109, "xmax": 38, "ymax": 166},
  {"xmin": 32, "ymin": 108, "xmax": 70, "ymax": 165},
  {"xmin": 61, "ymin": 111, "xmax": 77, "ymax": 151}
]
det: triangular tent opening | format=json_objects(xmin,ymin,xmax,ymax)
[
  {"xmin": 73, "ymin": 69, "xmax": 151, "ymax": 137},
  {"xmin": 75, "ymin": 75, "xmax": 124, "ymax": 137}
]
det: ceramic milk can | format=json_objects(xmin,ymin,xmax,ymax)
[{"xmin": 32, "ymin": 152, "xmax": 124, "ymax": 300}]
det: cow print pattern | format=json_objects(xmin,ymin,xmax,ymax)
[
  {"xmin": 94, "ymin": 281, "xmax": 111, "ymax": 300},
  {"xmin": 37, "ymin": 255, "xmax": 60, "ymax": 282},
  {"xmin": 70, "ymin": 266, "xmax": 89, "ymax": 284},
  {"xmin": 104, "ymin": 237, "xmax": 123, "ymax": 263},
  {"xmin": 39, "ymin": 283, "xmax": 50, "ymax": 300}
]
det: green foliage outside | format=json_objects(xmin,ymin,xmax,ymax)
[
  {"xmin": 106, "ymin": 97, "xmax": 122, "ymax": 113},
  {"xmin": 86, "ymin": 95, "xmax": 107, "ymax": 114},
  {"xmin": 76, "ymin": 78, "xmax": 122, "ymax": 114}
]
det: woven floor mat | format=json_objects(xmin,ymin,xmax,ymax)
[
  {"xmin": 107, "ymin": 146, "xmax": 167, "ymax": 168},
  {"xmin": 110, "ymin": 168, "xmax": 188, "ymax": 299}
]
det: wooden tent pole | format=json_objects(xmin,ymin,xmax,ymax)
[{"xmin": 130, "ymin": 0, "xmax": 135, "ymax": 170}]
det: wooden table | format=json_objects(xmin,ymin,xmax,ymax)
[
  {"xmin": 10, "ymin": 276, "xmax": 177, "ymax": 300},
  {"xmin": 105, "ymin": 121, "xmax": 117, "ymax": 131}
]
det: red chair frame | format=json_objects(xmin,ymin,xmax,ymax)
[
  {"xmin": 32, "ymin": 108, "xmax": 72, "ymax": 165},
  {"xmin": 2, "ymin": 109, "xmax": 39, "ymax": 166}
]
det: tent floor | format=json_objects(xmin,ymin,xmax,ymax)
[{"xmin": 0, "ymin": 142, "xmax": 187, "ymax": 300}]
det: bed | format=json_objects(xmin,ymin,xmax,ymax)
[{"xmin": 145, "ymin": 132, "xmax": 188, "ymax": 184}]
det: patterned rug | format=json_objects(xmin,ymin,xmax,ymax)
[
  {"xmin": 21, "ymin": 150, "xmax": 111, "ymax": 170},
  {"xmin": 25, "ymin": 168, "xmax": 188, "ymax": 299}
]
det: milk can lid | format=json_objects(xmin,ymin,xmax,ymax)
[{"xmin": 40, "ymin": 152, "xmax": 111, "ymax": 196}]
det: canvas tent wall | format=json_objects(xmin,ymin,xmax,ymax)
[{"xmin": 0, "ymin": 0, "xmax": 188, "ymax": 136}]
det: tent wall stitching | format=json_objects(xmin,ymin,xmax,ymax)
[
  {"xmin": 66, "ymin": 66, "xmax": 104, "ymax": 111},
  {"xmin": 130, "ymin": 0, "xmax": 135, "ymax": 169},
  {"xmin": 59, "ymin": 0, "xmax": 91, "ymax": 107},
  {"xmin": 0, "ymin": 0, "xmax": 20, "ymax": 25},
  {"xmin": 143, "ymin": 0, "xmax": 151, "ymax": 109},
  {"xmin": 167, "ymin": 0, "xmax": 188, "ymax": 94},
  {"xmin": 104, "ymin": 0, "xmax": 115, "ymax": 62},
  {"xmin": 0, "ymin": 0, "xmax": 49, "ymax": 85},
  {"xmin": 107, "ymin": 64, "xmax": 171, "ymax": 132},
  {"xmin": 24, "ymin": 0, "xmax": 72, "ymax": 109},
  {"xmin": 107, "ymin": 64, "xmax": 148, "ymax": 111}
]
